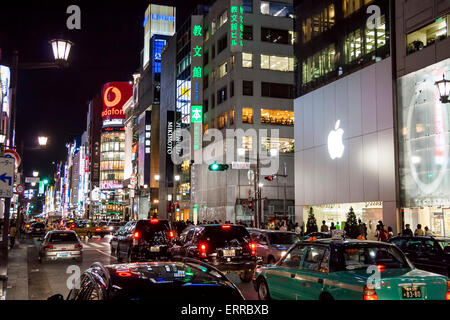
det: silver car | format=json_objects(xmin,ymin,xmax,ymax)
[
  {"xmin": 247, "ymin": 229, "xmax": 300, "ymax": 264},
  {"xmin": 39, "ymin": 230, "xmax": 83, "ymax": 262}
]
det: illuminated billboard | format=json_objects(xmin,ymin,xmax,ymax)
[
  {"xmin": 102, "ymin": 82, "xmax": 132, "ymax": 128},
  {"xmin": 0, "ymin": 65, "xmax": 11, "ymax": 115}
]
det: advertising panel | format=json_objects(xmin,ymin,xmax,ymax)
[
  {"xmin": 0, "ymin": 65, "xmax": 11, "ymax": 115},
  {"xmin": 102, "ymin": 82, "xmax": 133, "ymax": 128}
]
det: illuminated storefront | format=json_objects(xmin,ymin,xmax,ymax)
[{"xmin": 397, "ymin": 58, "xmax": 450, "ymax": 236}]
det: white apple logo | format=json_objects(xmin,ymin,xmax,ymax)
[{"xmin": 328, "ymin": 120, "xmax": 345, "ymax": 160}]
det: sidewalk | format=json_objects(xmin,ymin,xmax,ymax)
[{"xmin": 4, "ymin": 238, "xmax": 29, "ymax": 300}]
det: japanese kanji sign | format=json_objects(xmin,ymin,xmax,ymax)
[{"xmin": 230, "ymin": 0, "xmax": 244, "ymax": 53}]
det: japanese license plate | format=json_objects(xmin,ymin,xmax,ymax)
[
  {"xmin": 222, "ymin": 249, "xmax": 235, "ymax": 257},
  {"xmin": 150, "ymin": 246, "xmax": 160, "ymax": 252},
  {"xmin": 402, "ymin": 287, "xmax": 421, "ymax": 299},
  {"xmin": 57, "ymin": 253, "xmax": 69, "ymax": 258}
]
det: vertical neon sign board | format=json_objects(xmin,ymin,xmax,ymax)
[
  {"xmin": 230, "ymin": 0, "xmax": 244, "ymax": 53},
  {"xmin": 190, "ymin": 15, "xmax": 204, "ymax": 160}
]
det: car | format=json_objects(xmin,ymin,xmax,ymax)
[
  {"xmin": 253, "ymin": 238, "xmax": 450, "ymax": 300},
  {"xmin": 71, "ymin": 220, "xmax": 110, "ymax": 238},
  {"xmin": 169, "ymin": 224, "xmax": 257, "ymax": 283},
  {"xmin": 115, "ymin": 219, "xmax": 174, "ymax": 262},
  {"xmin": 110, "ymin": 221, "xmax": 137, "ymax": 255},
  {"xmin": 248, "ymin": 229, "xmax": 300, "ymax": 264},
  {"xmin": 106, "ymin": 219, "xmax": 125, "ymax": 233},
  {"xmin": 38, "ymin": 230, "xmax": 83, "ymax": 263},
  {"xmin": 30, "ymin": 222, "xmax": 46, "ymax": 236},
  {"xmin": 389, "ymin": 236, "xmax": 450, "ymax": 277},
  {"xmin": 48, "ymin": 259, "xmax": 245, "ymax": 301}
]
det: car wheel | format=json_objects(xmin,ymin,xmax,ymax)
[
  {"xmin": 257, "ymin": 278, "xmax": 271, "ymax": 300},
  {"xmin": 116, "ymin": 246, "xmax": 123, "ymax": 262},
  {"xmin": 239, "ymin": 269, "xmax": 253, "ymax": 283}
]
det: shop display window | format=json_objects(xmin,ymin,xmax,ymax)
[
  {"xmin": 261, "ymin": 137, "xmax": 294, "ymax": 153},
  {"xmin": 242, "ymin": 108, "xmax": 253, "ymax": 124},
  {"xmin": 261, "ymin": 109, "xmax": 294, "ymax": 125}
]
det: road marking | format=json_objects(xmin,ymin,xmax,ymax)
[
  {"xmin": 31, "ymin": 269, "xmax": 40, "ymax": 272},
  {"xmin": 95, "ymin": 249, "xmax": 115, "ymax": 259}
]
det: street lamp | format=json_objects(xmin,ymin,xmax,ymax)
[
  {"xmin": 0, "ymin": 133, "xmax": 5, "ymax": 144},
  {"xmin": 38, "ymin": 136, "xmax": 48, "ymax": 146},
  {"xmin": 174, "ymin": 175, "xmax": 180, "ymax": 181},
  {"xmin": 435, "ymin": 74, "xmax": 450, "ymax": 103},
  {"xmin": 32, "ymin": 171, "xmax": 39, "ymax": 177},
  {"xmin": 154, "ymin": 174, "xmax": 160, "ymax": 181},
  {"xmin": 50, "ymin": 39, "xmax": 73, "ymax": 64}
]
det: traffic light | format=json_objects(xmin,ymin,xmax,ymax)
[
  {"xmin": 265, "ymin": 175, "xmax": 275, "ymax": 181},
  {"xmin": 43, "ymin": 179, "xmax": 49, "ymax": 185},
  {"xmin": 208, "ymin": 162, "xmax": 229, "ymax": 171}
]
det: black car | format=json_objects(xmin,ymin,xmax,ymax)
[
  {"xmin": 30, "ymin": 222, "xmax": 46, "ymax": 236},
  {"xmin": 389, "ymin": 236, "xmax": 450, "ymax": 277},
  {"xmin": 48, "ymin": 260, "xmax": 244, "ymax": 301},
  {"xmin": 115, "ymin": 219, "xmax": 174, "ymax": 262},
  {"xmin": 169, "ymin": 224, "xmax": 257, "ymax": 282},
  {"xmin": 110, "ymin": 221, "xmax": 136, "ymax": 255}
]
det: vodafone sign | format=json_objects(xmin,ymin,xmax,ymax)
[{"xmin": 102, "ymin": 82, "xmax": 132, "ymax": 125}]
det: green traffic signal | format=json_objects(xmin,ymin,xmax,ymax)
[
  {"xmin": 43, "ymin": 179, "xmax": 49, "ymax": 185},
  {"xmin": 208, "ymin": 162, "xmax": 229, "ymax": 171}
]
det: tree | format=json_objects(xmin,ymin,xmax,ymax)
[
  {"xmin": 344, "ymin": 207, "xmax": 360, "ymax": 238},
  {"xmin": 306, "ymin": 207, "xmax": 318, "ymax": 234}
]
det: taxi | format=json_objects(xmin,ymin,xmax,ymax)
[
  {"xmin": 253, "ymin": 238, "xmax": 450, "ymax": 300},
  {"xmin": 71, "ymin": 220, "xmax": 109, "ymax": 239}
]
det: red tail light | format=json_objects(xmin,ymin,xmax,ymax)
[
  {"xmin": 168, "ymin": 231, "xmax": 175, "ymax": 239},
  {"xmin": 74, "ymin": 244, "xmax": 82, "ymax": 249},
  {"xmin": 250, "ymin": 242, "xmax": 256, "ymax": 256},
  {"xmin": 363, "ymin": 285, "xmax": 378, "ymax": 300},
  {"xmin": 446, "ymin": 281, "xmax": 450, "ymax": 300},
  {"xmin": 71, "ymin": 224, "xmax": 75, "ymax": 228},
  {"xmin": 222, "ymin": 225, "xmax": 231, "ymax": 229},
  {"xmin": 377, "ymin": 265, "xmax": 385, "ymax": 272},
  {"xmin": 44, "ymin": 245, "xmax": 54, "ymax": 250},
  {"xmin": 65, "ymin": 227, "xmax": 70, "ymax": 231},
  {"xmin": 199, "ymin": 243, "xmax": 207, "ymax": 258},
  {"xmin": 150, "ymin": 218, "xmax": 159, "ymax": 224},
  {"xmin": 133, "ymin": 232, "xmax": 140, "ymax": 239},
  {"xmin": 116, "ymin": 269, "xmax": 132, "ymax": 277},
  {"xmin": 95, "ymin": 227, "xmax": 101, "ymax": 231}
]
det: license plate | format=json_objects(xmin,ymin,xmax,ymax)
[
  {"xmin": 222, "ymin": 249, "xmax": 235, "ymax": 257},
  {"xmin": 402, "ymin": 287, "xmax": 422, "ymax": 299},
  {"xmin": 150, "ymin": 246, "xmax": 160, "ymax": 252},
  {"xmin": 36, "ymin": 229, "xmax": 41, "ymax": 231},
  {"xmin": 57, "ymin": 253, "xmax": 69, "ymax": 258}
]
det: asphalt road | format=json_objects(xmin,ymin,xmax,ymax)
[{"xmin": 25, "ymin": 235, "xmax": 258, "ymax": 300}]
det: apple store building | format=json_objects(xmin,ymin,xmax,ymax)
[{"xmin": 293, "ymin": 56, "xmax": 398, "ymax": 238}]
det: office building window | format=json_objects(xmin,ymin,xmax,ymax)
[
  {"xmin": 217, "ymin": 61, "xmax": 228, "ymax": 79},
  {"xmin": 260, "ymin": 1, "xmax": 294, "ymax": 18},
  {"xmin": 203, "ymin": 123, "xmax": 209, "ymax": 133},
  {"xmin": 211, "ymin": 94, "xmax": 215, "ymax": 109},
  {"xmin": 203, "ymin": 50, "xmax": 209, "ymax": 65},
  {"xmin": 218, "ymin": 113, "xmax": 228, "ymax": 129},
  {"xmin": 212, "ymin": 21, "xmax": 217, "ymax": 35},
  {"xmin": 343, "ymin": 0, "xmax": 374, "ymax": 18},
  {"xmin": 212, "ymin": 44, "xmax": 216, "ymax": 58},
  {"xmin": 261, "ymin": 27, "xmax": 293, "ymax": 44},
  {"xmin": 205, "ymin": 26, "xmax": 210, "ymax": 41},
  {"xmin": 302, "ymin": 44, "xmax": 336, "ymax": 85},
  {"xmin": 302, "ymin": 4, "xmax": 335, "ymax": 43},
  {"xmin": 203, "ymin": 99, "xmax": 209, "ymax": 113},
  {"xmin": 218, "ymin": 34, "xmax": 228, "ymax": 53},
  {"xmin": 242, "ymin": 108, "xmax": 254, "ymax": 124},
  {"xmin": 242, "ymin": 136, "xmax": 253, "ymax": 151},
  {"xmin": 203, "ymin": 74, "xmax": 209, "ymax": 89},
  {"xmin": 243, "ymin": 80, "xmax": 253, "ymax": 96},
  {"xmin": 261, "ymin": 109, "xmax": 294, "ymax": 125},
  {"xmin": 261, "ymin": 82, "xmax": 295, "ymax": 99},
  {"xmin": 243, "ymin": 0, "xmax": 253, "ymax": 13},
  {"xmin": 230, "ymin": 109, "xmax": 235, "ymax": 125},
  {"xmin": 217, "ymin": 86, "xmax": 227, "ymax": 105},
  {"xmin": 243, "ymin": 25, "xmax": 253, "ymax": 40},
  {"xmin": 219, "ymin": 10, "xmax": 228, "ymax": 28},
  {"xmin": 242, "ymin": 52, "xmax": 253, "ymax": 68},
  {"xmin": 261, "ymin": 54, "xmax": 294, "ymax": 72},
  {"xmin": 407, "ymin": 15, "xmax": 449, "ymax": 55},
  {"xmin": 230, "ymin": 81, "xmax": 235, "ymax": 97},
  {"xmin": 261, "ymin": 137, "xmax": 294, "ymax": 153}
]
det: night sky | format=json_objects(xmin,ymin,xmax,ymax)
[{"xmin": 0, "ymin": 0, "xmax": 207, "ymax": 181}]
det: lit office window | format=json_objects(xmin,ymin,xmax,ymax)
[
  {"xmin": 217, "ymin": 61, "xmax": 228, "ymax": 78},
  {"xmin": 242, "ymin": 136, "xmax": 253, "ymax": 151},
  {"xmin": 302, "ymin": 44, "xmax": 336, "ymax": 84},
  {"xmin": 242, "ymin": 108, "xmax": 254, "ymax": 124},
  {"xmin": 230, "ymin": 109, "xmax": 235, "ymax": 125},
  {"xmin": 260, "ymin": 54, "xmax": 294, "ymax": 72},
  {"xmin": 261, "ymin": 137, "xmax": 294, "ymax": 153},
  {"xmin": 260, "ymin": 1, "xmax": 293, "ymax": 18},
  {"xmin": 407, "ymin": 15, "xmax": 448, "ymax": 54},
  {"xmin": 219, "ymin": 10, "xmax": 228, "ymax": 28},
  {"xmin": 261, "ymin": 109, "xmax": 294, "ymax": 125},
  {"xmin": 302, "ymin": 4, "xmax": 335, "ymax": 43},
  {"xmin": 218, "ymin": 113, "xmax": 228, "ymax": 129},
  {"xmin": 242, "ymin": 53, "xmax": 253, "ymax": 68},
  {"xmin": 343, "ymin": 0, "xmax": 373, "ymax": 18}
]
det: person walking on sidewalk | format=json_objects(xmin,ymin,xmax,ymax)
[{"xmin": 9, "ymin": 221, "xmax": 17, "ymax": 250}]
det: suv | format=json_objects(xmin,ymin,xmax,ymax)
[
  {"xmin": 389, "ymin": 236, "xmax": 450, "ymax": 277},
  {"xmin": 169, "ymin": 224, "xmax": 257, "ymax": 282},
  {"xmin": 115, "ymin": 219, "xmax": 174, "ymax": 262},
  {"xmin": 248, "ymin": 229, "xmax": 300, "ymax": 264}
]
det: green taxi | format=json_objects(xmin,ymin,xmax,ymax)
[{"xmin": 253, "ymin": 239, "xmax": 449, "ymax": 300}]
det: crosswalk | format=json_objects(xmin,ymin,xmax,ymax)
[{"xmin": 80, "ymin": 241, "xmax": 111, "ymax": 250}]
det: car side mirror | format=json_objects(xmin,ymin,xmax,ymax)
[{"xmin": 47, "ymin": 294, "xmax": 64, "ymax": 301}]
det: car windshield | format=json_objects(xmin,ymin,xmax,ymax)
[
  {"xmin": 200, "ymin": 226, "xmax": 251, "ymax": 247},
  {"xmin": 436, "ymin": 240, "xmax": 450, "ymax": 250},
  {"xmin": 339, "ymin": 244, "xmax": 410, "ymax": 271},
  {"xmin": 268, "ymin": 232, "xmax": 299, "ymax": 245},
  {"xmin": 49, "ymin": 232, "xmax": 78, "ymax": 243}
]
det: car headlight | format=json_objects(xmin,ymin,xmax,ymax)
[{"xmin": 280, "ymin": 251, "xmax": 287, "ymax": 257}]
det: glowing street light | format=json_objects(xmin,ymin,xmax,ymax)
[
  {"xmin": 33, "ymin": 171, "xmax": 39, "ymax": 177},
  {"xmin": 50, "ymin": 39, "xmax": 73, "ymax": 63},
  {"xmin": 38, "ymin": 136, "xmax": 48, "ymax": 146},
  {"xmin": 174, "ymin": 175, "xmax": 180, "ymax": 181},
  {"xmin": 435, "ymin": 74, "xmax": 450, "ymax": 103}
]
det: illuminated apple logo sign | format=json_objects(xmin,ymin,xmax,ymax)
[{"xmin": 327, "ymin": 120, "xmax": 345, "ymax": 160}]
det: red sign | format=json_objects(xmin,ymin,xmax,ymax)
[
  {"xmin": 101, "ymin": 82, "xmax": 132, "ymax": 122},
  {"xmin": 85, "ymin": 157, "xmax": 89, "ymax": 173},
  {"xmin": 4, "ymin": 149, "xmax": 21, "ymax": 168},
  {"xmin": 15, "ymin": 184, "xmax": 24, "ymax": 194}
]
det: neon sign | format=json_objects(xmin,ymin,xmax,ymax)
[{"xmin": 230, "ymin": 1, "xmax": 244, "ymax": 53}]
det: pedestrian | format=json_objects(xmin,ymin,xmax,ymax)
[
  {"xmin": 335, "ymin": 222, "xmax": 341, "ymax": 230},
  {"xmin": 280, "ymin": 221, "xmax": 287, "ymax": 231},
  {"xmin": 330, "ymin": 222, "xmax": 336, "ymax": 231},
  {"xmin": 402, "ymin": 224, "xmax": 413, "ymax": 236},
  {"xmin": 424, "ymin": 226, "xmax": 433, "ymax": 236},
  {"xmin": 414, "ymin": 224, "xmax": 424, "ymax": 236},
  {"xmin": 9, "ymin": 221, "xmax": 17, "ymax": 250},
  {"xmin": 358, "ymin": 219, "xmax": 367, "ymax": 239},
  {"xmin": 387, "ymin": 226, "xmax": 394, "ymax": 239},
  {"xmin": 320, "ymin": 220, "xmax": 329, "ymax": 232},
  {"xmin": 376, "ymin": 224, "xmax": 388, "ymax": 242},
  {"xmin": 294, "ymin": 223, "xmax": 301, "ymax": 234}
]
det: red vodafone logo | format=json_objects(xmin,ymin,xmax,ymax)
[{"xmin": 103, "ymin": 86, "xmax": 122, "ymax": 107}]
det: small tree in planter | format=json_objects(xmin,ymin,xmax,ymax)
[
  {"xmin": 306, "ymin": 207, "xmax": 318, "ymax": 234},
  {"xmin": 344, "ymin": 207, "xmax": 360, "ymax": 238}
]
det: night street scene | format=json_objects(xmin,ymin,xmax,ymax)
[{"xmin": 0, "ymin": 0, "xmax": 450, "ymax": 312}]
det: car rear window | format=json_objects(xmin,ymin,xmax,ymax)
[
  {"xmin": 50, "ymin": 232, "xmax": 78, "ymax": 243},
  {"xmin": 338, "ymin": 244, "xmax": 410, "ymax": 271},
  {"xmin": 268, "ymin": 232, "xmax": 299, "ymax": 245},
  {"xmin": 135, "ymin": 220, "xmax": 170, "ymax": 239},
  {"xmin": 34, "ymin": 223, "xmax": 45, "ymax": 228},
  {"xmin": 199, "ymin": 226, "xmax": 251, "ymax": 246}
]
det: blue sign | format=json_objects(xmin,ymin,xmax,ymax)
[{"xmin": 151, "ymin": 14, "xmax": 175, "ymax": 22}]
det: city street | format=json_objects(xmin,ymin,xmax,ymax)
[{"xmin": 16, "ymin": 235, "xmax": 257, "ymax": 300}]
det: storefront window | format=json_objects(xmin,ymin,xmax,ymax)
[
  {"xmin": 407, "ymin": 15, "xmax": 449, "ymax": 55},
  {"xmin": 261, "ymin": 54, "xmax": 294, "ymax": 72},
  {"xmin": 242, "ymin": 52, "xmax": 253, "ymax": 68},
  {"xmin": 260, "ymin": 109, "xmax": 294, "ymax": 125},
  {"xmin": 261, "ymin": 137, "xmax": 294, "ymax": 153},
  {"xmin": 242, "ymin": 136, "xmax": 253, "ymax": 151},
  {"xmin": 242, "ymin": 108, "xmax": 253, "ymax": 124}
]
